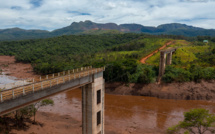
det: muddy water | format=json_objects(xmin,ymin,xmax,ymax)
[
  {"xmin": 39, "ymin": 88, "xmax": 215, "ymax": 133},
  {"xmin": 0, "ymin": 73, "xmax": 16, "ymax": 84}
]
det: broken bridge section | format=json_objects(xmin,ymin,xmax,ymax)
[
  {"xmin": 158, "ymin": 48, "xmax": 177, "ymax": 82},
  {"xmin": 0, "ymin": 67, "xmax": 105, "ymax": 134}
]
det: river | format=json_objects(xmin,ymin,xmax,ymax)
[
  {"xmin": 2, "ymin": 56, "xmax": 214, "ymax": 133},
  {"xmin": 39, "ymin": 88, "xmax": 215, "ymax": 133}
]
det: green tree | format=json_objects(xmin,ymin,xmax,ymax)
[
  {"xmin": 167, "ymin": 108, "xmax": 215, "ymax": 134},
  {"xmin": 137, "ymin": 65, "xmax": 155, "ymax": 84},
  {"xmin": 32, "ymin": 99, "xmax": 54, "ymax": 123}
]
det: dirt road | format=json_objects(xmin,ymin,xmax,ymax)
[{"xmin": 140, "ymin": 40, "xmax": 174, "ymax": 64}]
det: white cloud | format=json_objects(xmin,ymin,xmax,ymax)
[{"xmin": 0, "ymin": 0, "xmax": 214, "ymax": 30}]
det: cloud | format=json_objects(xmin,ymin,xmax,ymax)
[
  {"xmin": 0, "ymin": 0, "xmax": 214, "ymax": 30},
  {"xmin": 30, "ymin": 0, "xmax": 43, "ymax": 8},
  {"xmin": 11, "ymin": 6, "xmax": 22, "ymax": 10},
  {"xmin": 67, "ymin": 11, "xmax": 91, "ymax": 16}
]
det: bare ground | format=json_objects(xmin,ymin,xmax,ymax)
[
  {"xmin": 0, "ymin": 56, "xmax": 164, "ymax": 134},
  {"xmin": 0, "ymin": 56, "xmax": 39, "ymax": 79},
  {"xmin": 140, "ymin": 40, "xmax": 174, "ymax": 64},
  {"xmin": 1, "ymin": 55, "xmax": 215, "ymax": 134},
  {"xmin": 11, "ymin": 111, "xmax": 163, "ymax": 134},
  {"xmin": 105, "ymin": 80, "xmax": 215, "ymax": 100}
]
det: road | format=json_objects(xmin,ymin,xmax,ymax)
[{"xmin": 140, "ymin": 40, "xmax": 175, "ymax": 64}]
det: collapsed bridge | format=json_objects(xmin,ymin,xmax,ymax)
[{"xmin": 0, "ymin": 67, "xmax": 105, "ymax": 134}]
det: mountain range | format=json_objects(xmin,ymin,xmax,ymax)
[{"xmin": 0, "ymin": 20, "xmax": 215, "ymax": 41}]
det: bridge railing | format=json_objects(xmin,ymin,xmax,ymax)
[
  {"xmin": 0, "ymin": 66, "xmax": 93, "ymax": 90},
  {"xmin": 0, "ymin": 67, "xmax": 105, "ymax": 103},
  {"xmin": 34, "ymin": 66, "xmax": 94, "ymax": 82}
]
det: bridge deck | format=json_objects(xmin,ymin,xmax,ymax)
[
  {"xmin": 0, "ymin": 67, "xmax": 104, "ymax": 103},
  {"xmin": 160, "ymin": 47, "xmax": 177, "ymax": 53}
]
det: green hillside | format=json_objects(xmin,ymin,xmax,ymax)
[
  {"xmin": 146, "ymin": 40, "xmax": 215, "ymax": 82},
  {"xmin": 146, "ymin": 40, "xmax": 213, "ymax": 67},
  {"xmin": 0, "ymin": 33, "xmax": 214, "ymax": 83},
  {"xmin": 1, "ymin": 21, "xmax": 215, "ymax": 41},
  {"xmin": 0, "ymin": 33, "xmax": 142, "ymax": 73}
]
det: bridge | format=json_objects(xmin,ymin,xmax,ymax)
[
  {"xmin": 0, "ymin": 66, "xmax": 105, "ymax": 134},
  {"xmin": 158, "ymin": 47, "xmax": 177, "ymax": 82}
]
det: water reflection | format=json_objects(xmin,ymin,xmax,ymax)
[{"xmin": 40, "ymin": 88, "xmax": 215, "ymax": 131}]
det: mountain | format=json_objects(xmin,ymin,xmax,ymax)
[
  {"xmin": 0, "ymin": 28, "xmax": 50, "ymax": 40},
  {"xmin": 51, "ymin": 20, "xmax": 121, "ymax": 36},
  {"xmin": 0, "ymin": 20, "xmax": 215, "ymax": 41}
]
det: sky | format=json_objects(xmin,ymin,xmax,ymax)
[{"xmin": 0, "ymin": 0, "xmax": 215, "ymax": 31}]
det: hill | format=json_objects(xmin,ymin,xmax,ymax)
[
  {"xmin": 1, "ymin": 21, "xmax": 215, "ymax": 41},
  {"xmin": 0, "ymin": 28, "xmax": 50, "ymax": 40},
  {"xmin": 0, "ymin": 33, "xmax": 214, "ymax": 83}
]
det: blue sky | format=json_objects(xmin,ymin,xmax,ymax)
[{"xmin": 0, "ymin": 0, "xmax": 215, "ymax": 31}]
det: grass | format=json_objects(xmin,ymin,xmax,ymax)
[
  {"xmin": 173, "ymin": 48, "xmax": 197, "ymax": 64},
  {"xmin": 137, "ymin": 38, "xmax": 171, "ymax": 59},
  {"xmin": 93, "ymin": 38, "xmax": 172, "ymax": 62},
  {"xmin": 169, "ymin": 40, "xmax": 190, "ymax": 47},
  {"xmin": 145, "ymin": 52, "xmax": 160, "ymax": 66},
  {"xmin": 146, "ymin": 40, "xmax": 211, "ymax": 67}
]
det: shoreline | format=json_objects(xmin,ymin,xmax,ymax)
[
  {"xmin": 0, "ymin": 56, "xmax": 39, "ymax": 79},
  {"xmin": 1, "ymin": 55, "xmax": 215, "ymax": 134},
  {"xmin": 1, "ymin": 55, "xmax": 215, "ymax": 101},
  {"xmin": 105, "ymin": 81, "xmax": 215, "ymax": 100}
]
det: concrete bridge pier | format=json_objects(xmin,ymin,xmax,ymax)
[
  {"xmin": 157, "ymin": 48, "xmax": 176, "ymax": 83},
  {"xmin": 158, "ymin": 51, "xmax": 167, "ymax": 80},
  {"xmin": 166, "ymin": 52, "xmax": 172, "ymax": 65},
  {"xmin": 82, "ymin": 72, "xmax": 105, "ymax": 134}
]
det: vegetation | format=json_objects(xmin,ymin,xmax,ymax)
[
  {"xmin": 147, "ymin": 39, "xmax": 215, "ymax": 83},
  {"xmin": 167, "ymin": 108, "xmax": 215, "ymax": 134},
  {"xmin": 0, "ymin": 33, "xmax": 143, "ymax": 74},
  {"xmin": 1, "ymin": 21, "xmax": 215, "ymax": 41},
  {"xmin": 0, "ymin": 99, "xmax": 54, "ymax": 132},
  {"xmin": 32, "ymin": 99, "xmax": 54, "ymax": 123},
  {"xmin": 0, "ymin": 33, "xmax": 214, "ymax": 83}
]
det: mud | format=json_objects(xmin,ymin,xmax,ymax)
[
  {"xmin": 11, "ymin": 89, "xmax": 165, "ymax": 134},
  {"xmin": 105, "ymin": 81, "xmax": 215, "ymax": 100},
  {"xmin": 2, "ymin": 55, "xmax": 215, "ymax": 134},
  {"xmin": 11, "ymin": 88, "xmax": 215, "ymax": 134},
  {"xmin": 0, "ymin": 56, "xmax": 39, "ymax": 79}
]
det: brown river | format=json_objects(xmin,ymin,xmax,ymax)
[
  {"xmin": 1, "ymin": 56, "xmax": 214, "ymax": 133},
  {"xmin": 36, "ymin": 88, "xmax": 215, "ymax": 134}
]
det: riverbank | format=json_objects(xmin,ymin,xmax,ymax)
[
  {"xmin": 105, "ymin": 81, "xmax": 215, "ymax": 100},
  {"xmin": 1, "ymin": 56, "xmax": 214, "ymax": 101},
  {"xmin": 1, "ymin": 55, "xmax": 215, "ymax": 134},
  {"xmin": 11, "ymin": 89, "xmax": 165, "ymax": 134},
  {"xmin": 0, "ymin": 56, "xmax": 39, "ymax": 79},
  {"xmin": 11, "ymin": 88, "xmax": 215, "ymax": 134}
]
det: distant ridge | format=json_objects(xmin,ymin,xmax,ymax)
[{"xmin": 0, "ymin": 20, "xmax": 215, "ymax": 41}]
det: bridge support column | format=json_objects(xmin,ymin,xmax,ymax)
[
  {"xmin": 166, "ymin": 52, "xmax": 172, "ymax": 65},
  {"xmin": 158, "ymin": 51, "xmax": 166, "ymax": 82},
  {"xmin": 82, "ymin": 72, "xmax": 105, "ymax": 134}
]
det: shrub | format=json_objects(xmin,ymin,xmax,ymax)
[
  {"xmin": 162, "ymin": 66, "xmax": 191, "ymax": 83},
  {"xmin": 167, "ymin": 108, "xmax": 215, "ymax": 134},
  {"xmin": 137, "ymin": 65, "xmax": 155, "ymax": 84}
]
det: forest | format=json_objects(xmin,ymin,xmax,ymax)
[{"xmin": 0, "ymin": 33, "xmax": 214, "ymax": 83}]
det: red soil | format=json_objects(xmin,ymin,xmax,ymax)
[
  {"xmin": 0, "ymin": 56, "xmax": 39, "ymax": 79},
  {"xmin": 140, "ymin": 40, "xmax": 175, "ymax": 64},
  {"xmin": 105, "ymin": 81, "xmax": 215, "ymax": 100}
]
